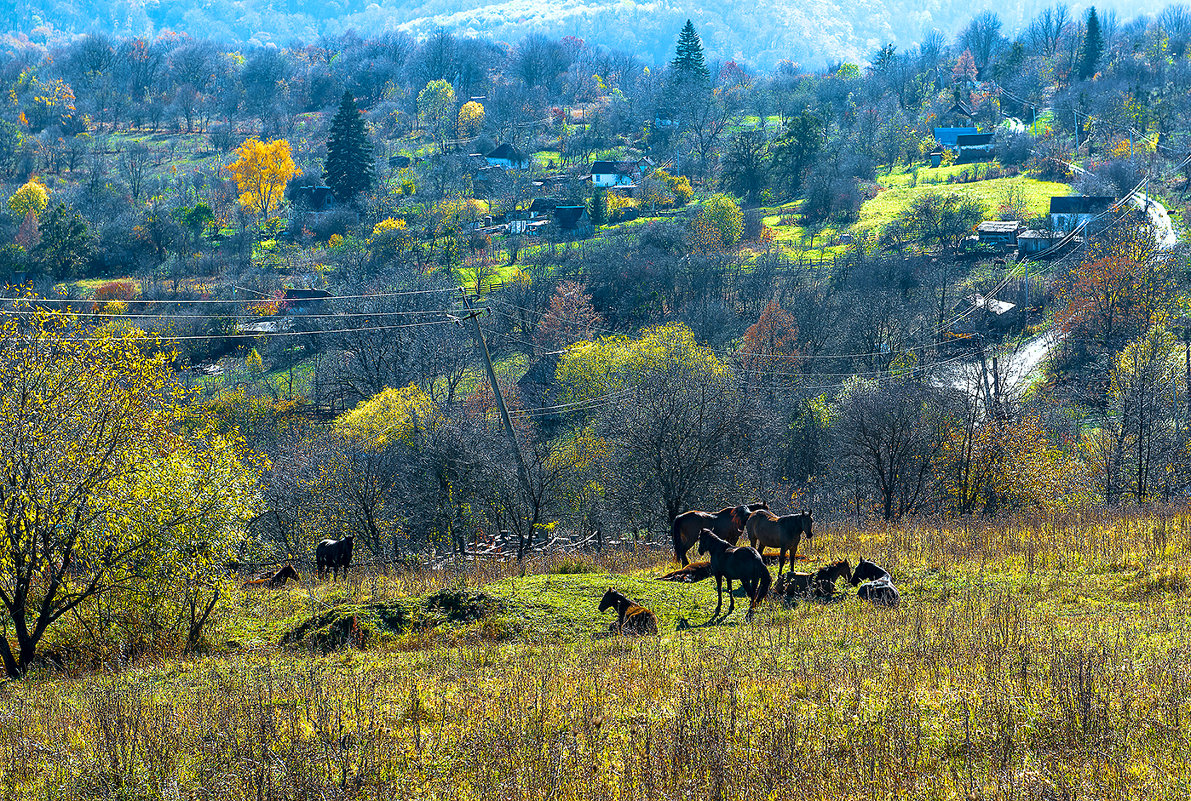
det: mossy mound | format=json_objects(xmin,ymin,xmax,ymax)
[{"xmin": 282, "ymin": 588, "xmax": 508, "ymax": 652}]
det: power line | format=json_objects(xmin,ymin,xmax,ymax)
[
  {"xmin": 47, "ymin": 318, "xmax": 457, "ymax": 343},
  {"xmin": 2, "ymin": 286, "xmax": 459, "ymax": 306}
]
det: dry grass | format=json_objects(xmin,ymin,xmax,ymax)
[{"xmin": 4, "ymin": 509, "xmax": 1191, "ymax": 799}]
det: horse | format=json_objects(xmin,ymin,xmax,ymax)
[
  {"xmin": 775, "ymin": 560, "xmax": 851, "ymax": 600},
  {"xmin": 857, "ymin": 576, "xmax": 900, "ymax": 607},
  {"xmin": 598, "ymin": 589, "xmax": 659, "ymax": 635},
  {"xmin": 656, "ymin": 561, "xmax": 714, "ymax": 583},
  {"xmin": 850, "ymin": 558, "xmax": 890, "ymax": 586},
  {"xmin": 316, "ymin": 535, "xmax": 354, "ymax": 580},
  {"xmin": 697, "ymin": 529, "xmax": 771, "ymax": 620},
  {"xmin": 671, "ymin": 502, "xmax": 768, "ymax": 566},
  {"xmin": 242, "ymin": 564, "xmax": 300, "ymax": 589},
  {"xmin": 745, "ymin": 509, "xmax": 813, "ymax": 575}
]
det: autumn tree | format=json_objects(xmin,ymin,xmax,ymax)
[
  {"xmin": 535, "ymin": 281, "xmax": 604, "ymax": 351},
  {"xmin": 29, "ymin": 202, "xmax": 95, "ymax": 280},
  {"xmin": 720, "ymin": 128, "xmax": 769, "ymax": 204},
  {"xmin": 418, "ymin": 80, "xmax": 457, "ymax": 150},
  {"xmin": 228, "ymin": 137, "xmax": 297, "ymax": 217},
  {"xmin": 458, "ymin": 100, "xmax": 485, "ymax": 138},
  {"xmin": 693, "ymin": 193, "xmax": 744, "ymax": 251},
  {"xmin": 324, "ymin": 91, "xmax": 375, "ymax": 204},
  {"xmin": 0, "ymin": 308, "xmax": 260, "ymax": 677},
  {"xmin": 7, "ymin": 178, "xmax": 49, "ymax": 220},
  {"xmin": 740, "ymin": 302, "xmax": 800, "ymax": 376}
]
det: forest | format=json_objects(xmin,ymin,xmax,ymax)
[{"xmin": 1, "ymin": 5, "xmax": 1191, "ymax": 798}]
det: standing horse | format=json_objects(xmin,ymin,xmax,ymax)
[
  {"xmin": 697, "ymin": 529, "xmax": 771, "ymax": 620},
  {"xmin": 316, "ymin": 535, "xmax": 354, "ymax": 580},
  {"xmin": 598, "ymin": 589, "xmax": 659, "ymax": 635},
  {"xmin": 671, "ymin": 502, "xmax": 768, "ymax": 566},
  {"xmin": 746, "ymin": 509, "xmax": 814, "ymax": 575}
]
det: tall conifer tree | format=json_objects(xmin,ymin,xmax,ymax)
[
  {"xmin": 1079, "ymin": 7, "xmax": 1104, "ymax": 80},
  {"xmin": 324, "ymin": 91, "xmax": 375, "ymax": 203},
  {"xmin": 671, "ymin": 20, "xmax": 710, "ymax": 80}
]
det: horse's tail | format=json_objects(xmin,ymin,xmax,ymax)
[
  {"xmin": 671, "ymin": 516, "xmax": 687, "ymax": 564},
  {"xmin": 755, "ymin": 566, "xmax": 771, "ymax": 604}
]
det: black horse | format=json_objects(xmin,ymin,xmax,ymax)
[
  {"xmin": 598, "ymin": 588, "xmax": 659, "ymax": 635},
  {"xmin": 850, "ymin": 558, "xmax": 890, "ymax": 586},
  {"xmin": 316, "ymin": 535, "xmax": 354, "ymax": 580},
  {"xmin": 697, "ymin": 529, "xmax": 771, "ymax": 620}
]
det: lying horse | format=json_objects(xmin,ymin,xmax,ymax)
[
  {"xmin": 656, "ymin": 561, "xmax": 714, "ymax": 583},
  {"xmin": 857, "ymin": 576, "xmax": 900, "ymax": 607},
  {"xmin": 242, "ymin": 564, "xmax": 300, "ymax": 589},
  {"xmin": 671, "ymin": 502, "xmax": 768, "ymax": 566},
  {"xmin": 316, "ymin": 535, "xmax": 354, "ymax": 580},
  {"xmin": 697, "ymin": 529, "xmax": 771, "ymax": 620},
  {"xmin": 850, "ymin": 558, "xmax": 890, "ymax": 586},
  {"xmin": 746, "ymin": 509, "xmax": 813, "ymax": 575},
  {"xmin": 599, "ymin": 589, "xmax": 659, "ymax": 635},
  {"xmin": 774, "ymin": 560, "xmax": 851, "ymax": 600}
]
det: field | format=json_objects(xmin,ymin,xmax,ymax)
[{"xmin": 4, "ymin": 509, "xmax": 1191, "ymax": 799}]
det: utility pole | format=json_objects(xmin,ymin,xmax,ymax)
[{"xmin": 459, "ymin": 288, "xmax": 534, "ymax": 505}]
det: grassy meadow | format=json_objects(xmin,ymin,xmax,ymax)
[{"xmin": 4, "ymin": 509, "xmax": 1191, "ymax": 799}]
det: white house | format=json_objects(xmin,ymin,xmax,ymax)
[{"xmin": 590, "ymin": 160, "xmax": 639, "ymax": 187}]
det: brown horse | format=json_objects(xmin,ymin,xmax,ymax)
[
  {"xmin": 242, "ymin": 564, "xmax": 300, "ymax": 589},
  {"xmin": 697, "ymin": 529, "xmax": 771, "ymax": 620},
  {"xmin": 774, "ymin": 560, "xmax": 850, "ymax": 600},
  {"xmin": 656, "ymin": 561, "xmax": 714, "ymax": 583},
  {"xmin": 599, "ymin": 589, "xmax": 659, "ymax": 635},
  {"xmin": 671, "ymin": 502, "xmax": 768, "ymax": 566},
  {"xmin": 746, "ymin": 509, "xmax": 813, "ymax": 575}
]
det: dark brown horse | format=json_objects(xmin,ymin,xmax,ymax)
[
  {"xmin": 774, "ymin": 560, "xmax": 851, "ymax": 600},
  {"xmin": 656, "ymin": 561, "xmax": 714, "ymax": 583},
  {"xmin": 242, "ymin": 564, "xmax": 300, "ymax": 589},
  {"xmin": 599, "ymin": 589, "xmax": 659, "ymax": 635},
  {"xmin": 316, "ymin": 535, "xmax": 354, "ymax": 580},
  {"xmin": 850, "ymin": 558, "xmax": 890, "ymax": 586},
  {"xmin": 671, "ymin": 502, "xmax": 768, "ymax": 566},
  {"xmin": 746, "ymin": 509, "xmax": 813, "ymax": 575},
  {"xmin": 697, "ymin": 529, "xmax": 771, "ymax": 620}
]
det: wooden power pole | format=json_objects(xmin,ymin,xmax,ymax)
[{"xmin": 459, "ymin": 289, "xmax": 534, "ymax": 502}]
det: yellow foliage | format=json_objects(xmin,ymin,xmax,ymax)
[
  {"xmin": 335, "ymin": 383, "xmax": 441, "ymax": 447},
  {"xmin": 227, "ymin": 138, "xmax": 297, "ymax": 215},
  {"xmin": 8, "ymin": 178, "xmax": 49, "ymax": 219},
  {"xmin": 458, "ymin": 101, "xmax": 485, "ymax": 137}
]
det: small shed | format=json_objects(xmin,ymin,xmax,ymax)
[
  {"xmin": 977, "ymin": 220, "xmax": 1021, "ymax": 248},
  {"xmin": 553, "ymin": 205, "xmax": 593, "ymax": 235},
  {"xmin": 528, "ymin": 198, "xmax": 558, "ymax": 218},
  {"xmin": 290, "ymin": 184, "xmax": 336, "ymax": 213},
  {"xmin": 283, "ymin": 288, "xmax": 332, "ymax": 314},
  {"xmin": 1017, "ymin": 229, "xmax": 1058, "ymax": 255},
  {"xmin": 954, "ymin": 293, "xmax": 1018, "ymax": 330},
  {"xmin": 955, "ymin": 132, "xmax": 995, "ymax": 162}
]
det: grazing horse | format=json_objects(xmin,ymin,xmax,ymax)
[
  {"xmin": 671, "ymin": 502, "xmax": 768, "ymax": 566},
  {"xmin": 857, "ymin": 576, "xmax": 900, "ymax": 607},
  {"xmin": 775, "ymin": 560, "xmax": 852, "ymax": 600},
  {"xmin": 850, "ymin": 558, "xmax": 890, "ymax": 586},
  {"xmin": 746, "ymin": 509, "xmax": 814, "ymax": 575},
  {"xmin": 316, "ymin": 535, "xmax": 354, "ymax": 580},
  {"xmin": 242, "ymin": 564, "xmax": 300, "ymax": 589},
  {"xmin": 599, "ymin": 589, "xmax": 659, "ymax": 635},
  {"xmin": 697, "ymin": 529, "xmax": 771, "ymax": 620}
]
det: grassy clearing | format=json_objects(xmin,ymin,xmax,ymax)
[
  {"xmin": 857, "ymin": 171, "xmax": 1072, "ymax": 235},
  {"xmin": 4, "ymin": 510, "xmax": 1191, "ymax": 799}
]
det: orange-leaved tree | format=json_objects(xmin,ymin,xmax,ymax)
[
  {"xmin": 228, "ymin": 138, "xmax": 297, "ymax": 217},
  {"xmin": 740, "ymin": 301, "xmax": 800, "ymax": 375},
  {"xmin": 535, "ymin": 281, "xmax": 604, "ymax": 351}
]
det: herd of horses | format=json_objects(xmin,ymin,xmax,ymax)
[{"xmin": 600, "ymin": 502, "xmax": 900, "ymax": 631}]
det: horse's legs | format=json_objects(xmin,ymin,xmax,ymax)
[
  {"xmin": 778, "ymin": 548, "xmax": 786, "ymax": 576},
  {"xmin": 713, "ymin": 575, "xmax": 724, "ymax": 617},
  {"xmin": 726, "ymin": 578, "xmax": 735, "ymax": 614}
]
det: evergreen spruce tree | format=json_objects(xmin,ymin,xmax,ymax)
[
  {"xmin": 589, "ymin": 189, "xmax": 608, "ymax": 226},
  {"xmin": 323, "ymin": 91, "xmax": 375, "ymax": 203},
  {"xmin": 1079, "ymin": 7, "xmax": 1104, "ymax": 80},
  {"xmin": 670, "ymin": 20, "xmax": 710, "ymax": 80}
]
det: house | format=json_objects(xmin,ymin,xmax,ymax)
[
  {"xmin": 553, "ymin": 205, "xmax": 593, "ymax": 235},
  {"xmin": 283, "ymin": 288, "xmax": 332, "ymax": 314},
  {"xmin": 955, "ymin": 132, "xmax": 995, "ymax": 162},
  {"xmin": 1017, "ymin": 229, "xmax": 1058, "ymax": 255},
  {"xmin": 289, "ymin": 184, "xmax": 336, "ymax": 213},
  {"xmin": 388, "ymin": 154, "xmax": 412, "ymax": 169},
  {"xmin": 485, "ymin": 144, "xmax": 531, "ymax": 170},
  {"xmin": 933, "ymin": 127, "xmax": 978, "ymax": 149},
  {"xmin": 940, "ymin": 101, "xmax": 976, "ymax": 127},
  {"xmin": 590, "ymin": 160, "xmax": 644, "ymax": 187},
  {"xmin": 528, "ymin": 198, "xmax": 559, "ymax": 219},
  {"xmin": 976, "ymin": 220, "xmax": 1021, "ymax": 248},
  {"xmin": 1049, "ymin": 195, "xmax": 1117, "ymax": 233}
]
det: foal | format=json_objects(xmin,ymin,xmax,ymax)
[
  {"xmin": 697, "ymin": 529, "xmax": 771, "ymax": 620},
  {"xmin": 598, "ymin": 589, "xmax": 659, "ymax": 635}
]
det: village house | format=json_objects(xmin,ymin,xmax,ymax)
[
  {"xmin": 955, "ymin": 132, "xmax": 995, "ymax": 162},
  {"xmin": 485, "ymin": 144, "xmax": 531, "ymax": 170},
  {"xmin": 976, "ymin": 220, "xmax": 1021, "ymax": 249},
  {"xmin": 1017, "ymin": 229, "xmax": 1059, "ymax": 255},
  {"xmin": 590, "ymin": 159, "xmax": 651, "ymax": 187},
  {"xmin": 1049, "ymin": 195, "xmax": 1117, "ymax": 233},
  {"xmin": 553, "ymin": 205, "xmax": 593, "ymax": 236}
]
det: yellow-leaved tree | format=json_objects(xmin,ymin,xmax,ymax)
[
  {"xmin": 335, "ymin": 383, "xmax": 441, "ymax": 447},
  {"xmin": 0, "ymin": 306, "xmax": 263, "ymax": 675},
  {"xmin": 7, "ymin": 177, "xmax": 49, "ymax": 220},
  {"xmin": 458, "ymin": 100, "xmax": 485, "ymax": 138},
  {"xmin": 228, "ymin": 137, "xmax": 297, "ymax": 216}
]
